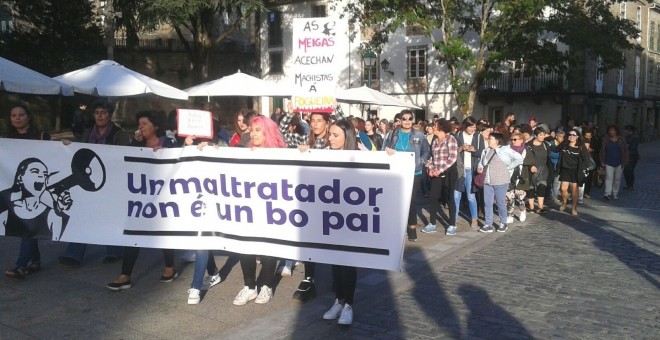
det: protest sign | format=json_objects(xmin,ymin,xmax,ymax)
[
  {"xmin": 291, "ymin": 17, "xmax": 348, "ymax": 113},
  {"xmin": 0, "ymin": 139, "xmax": 414, "ymax": 271},
  {"xmin": 176, "ymin": 109, "xmax": 213, "ymax": 139}
]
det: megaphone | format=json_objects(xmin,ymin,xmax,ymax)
[{"xmin": 47, "ymin": 148, "xmax": 106, "ymax": 196}]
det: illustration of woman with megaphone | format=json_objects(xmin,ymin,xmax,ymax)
[{"xmin": 1, "ymin": 158, "xmax": 73, "ymax": 240}]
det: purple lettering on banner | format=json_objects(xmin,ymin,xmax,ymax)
[
  {"xmin": 230, "ymin": 176, "xmax": 242, "ymax": 198},
  {"xmin": 294, "ymin": 184, "xmax": 315, "ymax": 202},
  {"xmin": 281, "ymin": 179, "xmax": 294, "ymax": 201},
  {"xmin": 202, "ymin": 178, "xmax": 218, "ymax": 195},
  {"xmin": 219, "ymin": 174, "xmax": 231, "ymax": 197},
  {"xmin": 258, "ymin": 182, "xmax": 278, "ymax": 200},
  {"xmin": 346, "ymin": 213, "xmax": 368, "ymax": 232},
  {"xmin": 170, "ymin": 177, "xmax": 202, "ymax": 194},
  {"xmin": 127, "ymin": 173, "xmax": 146, "ymax": 194},
  {"xmin": 322, "ymin": 211, "xmax": 343, "ymax": 235},
  {"xmin": 343, "ymin": 186, "xmax": 365, "ymax": 205},
  {"xmin": 266, "ymin": 201, "xmax": 287, "ymax": 225},
  {"xmin": 319, "ymin": 179, "xmax": 340, "ymax": 204},
  {"xmin": 216, "ymin": 203, "xmax": 253, "ymax": 222},
  {"xmin": 369, "ymin": 187, "xmax": 383, "ymax": 206}
]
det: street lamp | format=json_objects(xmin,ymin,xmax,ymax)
[
  {"xmin": 362, "ymin": 50, "xmax": 377, "ymax": 88},
  {"xmin": 381, "ymin": 58, "xmax": 394, "ymax": 75}
]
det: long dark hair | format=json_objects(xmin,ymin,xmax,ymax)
[
  {"xmin": 11, "ymin": 158, "xmax": 47, "ymax": 197},
  {"xmin": 307, "ymin": 112, "xmax": 331, "ymax": 149},
  {"xmin": 7, "ymin": 104, "xmax": 41, "ymax": 138},
  {"xmin": 330, "ymin": 119, "xmax": 358, "ymax": 150}
]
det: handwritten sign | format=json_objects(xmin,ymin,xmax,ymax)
[
  {"xmin": 176, "ymin": 109, "xmax": 213, "ymax": 139},
  {"xmin": 291, "ymin": 17, "xmax": 347, "ymax": 113}
]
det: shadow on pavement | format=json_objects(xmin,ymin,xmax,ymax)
[{"xmin": 459, "ymin": 284, "xmax": 533, "ymax": 339}]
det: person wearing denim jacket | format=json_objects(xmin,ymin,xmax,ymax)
[
  {"xmin": 384, "ymin": 110, "xmax": 430, "ymax": 241},
  {"xmin": 454, "ymin": 117, "xmax": 485, "ymax": 230}
]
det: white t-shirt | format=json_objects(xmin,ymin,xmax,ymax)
[{"xmin": 462, "ymin": 131, "xmax": 474, "ymax": 171}]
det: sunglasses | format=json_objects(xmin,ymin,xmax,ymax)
[
  {"xmin": 568, "ymin": 134, "xmax": 578, "ymax": 137},
  {"xmin": 401, "ymin": 117, "xmax": 414, "ymax": 122}
]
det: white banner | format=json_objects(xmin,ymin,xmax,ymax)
[
  {"xmin": 0, "ymin": 139, "xmax": 414, "ymax": 271},
  {"xmin": 291, "ymin": 17, "xmax": 347, "ymax": 113}
]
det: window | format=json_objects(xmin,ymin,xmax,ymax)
[
  {"xmin": 650, "ymin": 60, "xmax": 655, "ymax": 84},
  {"xmin": 362, "ymin": 60, "xmax": 379, "ymax": 87},
  {"xmin": 596, "ymin": 57, "xmax": 604, "ymax": 93},
  {"xmin": 636, "ymin": 6, "xmax": 642, "ymax": 31},
  {"xmin": 311, "ymin": 5, "xmax": 326, "ymax": 18},
  {"xmin": 0, "ymin": 6, "xmax": 11, "ymax": 33},
  {"xmin": 408, "ymin": 47, "xmax": 427, "ymax": 79},
  {"xmin": 651, "ymin": 22, "xmax": 656, "ymax": 51},
  {"xmin": 656, "ymin": 63, "xmax": 660, "ymax": 83},
  {"xmin": 620, "ymin": 3, "xmax": 626, "ymax": 19},
  {"xmin": 269, "ymin": 52, "xmax": 283, "ymax": 74},
  {"xmin": 268, "ymin": 11, "xmax": 283, "ymax": 47}
]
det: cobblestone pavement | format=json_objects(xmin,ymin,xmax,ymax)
[{"xmin": 1, "ymin": 141, "xmax": 659, "ymax": 339}]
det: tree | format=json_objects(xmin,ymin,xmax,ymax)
[
  {"xmin": 343, "ymin": 0, "xmax": 639, "ymax": 117},
  {"xmin": 146, "ymin": 0, "xmax": 266, "ymax": 84},
  {"xmin": 0, "ymin": 0, "xmax": 105, "ymax": 76}
]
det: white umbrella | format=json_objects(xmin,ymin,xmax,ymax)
[
  {"xmin": 184, "ymin": 70, "xmax": 290, "ymax": 98},
  {"xmin": 0, "ymin": 57, "xmax": 73, "ymax": 96},
  {"xmin": 337, "ymin": 85, "xmax": 421, "ymax": 109},
  {"xmin": 54, "ymin": 60, "xmax": 188, "ymax": 100}
]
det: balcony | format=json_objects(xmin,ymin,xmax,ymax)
[
  {"xmin": 480, "ymin": 71, "xmax": 566, "ymax": 93},
  {"xmin": 114, "ymin": 37, "xmax": 255, "ymax": 54}
]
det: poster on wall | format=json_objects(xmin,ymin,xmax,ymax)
[
  {"xmin": 291, "ymin": 17, "xmax": 348, "ymax": 113},
  {"xmin": 0, "ymin": 139, "xmax": 414, "ymax": 271}
]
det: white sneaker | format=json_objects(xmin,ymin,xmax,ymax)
[
  {"xmin": 206, "ymin": 272, "xmax": 221, "ymax": 288},
  {"xmin": 519, "ymin": 210, "xmax": 527, "ymax": 222},
  {"xmin": 506, "ymin": 216, "xmax": 514, "ymax": 224},
  {"xmin": 338, "ymin": 303, "xmax": 353, "ymax": 325},
  {"xmin": 255, "ymin": 285, "xmax": 273, "ymax": 304},
  {"xmin": 323, "ymin": 299, "xmax": 344, "ymax": 320},
  {"xmin": 279, "ymin": 260, "xmax": 294, "ymax": 277},
  {"xmin": 187, "ymin": 288, "xmax": 200, "ymax": 305},
  {"xmin": 181, "ymin": 250, "xmax": 196, "ymax": 263},
  {"xmin": 232, "ymin": 286, "xmax": 257, "ymax": 305}
]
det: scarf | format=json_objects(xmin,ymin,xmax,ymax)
[
  {"xmin": 88, "ymin": 124, "xmax": 113, "ymax": 144},
  {"xmin": 511, "ymin": 144, "xmax": 525, "ymax": 154}
]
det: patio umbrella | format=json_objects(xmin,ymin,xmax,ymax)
[
  {"xmin": 0, "ymin": 57, "xmax": 73, "ymax": 96},
  {"xmin": 337, "ymin": 85, "xmax": 421, "ymax": 109},
  {"xmin": 184, "ymin": 70, "xmax": 290, "ymax": 98},
  {"xmin": 54, "ymin": 60, "xmax": 188, "ymax": 100}
]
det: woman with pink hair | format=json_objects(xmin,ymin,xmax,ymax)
[
  {"xmin": 248, "ymin": 115, "xmax": 286, "ymax": 148},
  {"xmin": 233, "ymin": 114, "xmax": 284, "ymax": 306}
]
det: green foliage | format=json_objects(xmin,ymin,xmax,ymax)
[
  {"xmin": 343, "ymin": 0, "xmax": 639, "ymax": 114},
  {"xmin": 0, "ymin": 0, "xmax": 105, "ymax": 76}
]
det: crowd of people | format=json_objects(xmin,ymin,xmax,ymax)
[{"xmin": 1, "ymin": 102, "xmax": 643, "ymax": 326}]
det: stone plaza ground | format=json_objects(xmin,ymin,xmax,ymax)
[{"xmin": 1, "ymin": 141, "xmax": 659, "ymax": 339}]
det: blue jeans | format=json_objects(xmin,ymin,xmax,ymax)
[
  {"xmin": 454, "ymin": 169, "xmax": 478, "ymax": 222},
  {"xmin": 191, "ymin": 250, "xmax": 217, "ymax": 290},
  {"xmin": 63, "ymin": 243, "xmax": 123, "ymax": 263},
  {"xmin": 16, "ymin": 238, "xmax": 40, "ymax": 268},
  {"xmin": 484, "ymin": 183, "xmax": 508, "ymax": 227}
]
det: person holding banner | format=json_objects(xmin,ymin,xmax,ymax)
[
  {"xmin": 278, "ymin": 112, "xmax": 307, "ymax": 148},
  {"xmin": 321, "ymin": 119, "xmax": 360, "ymax": 325},
  {"xmin": 232, "ymin": 115, "xmax": 286, "ymax": 306},
  {"xmin": 383, "ymin": 110, "xmax": 431, "ymax": 241},
  {"xmin": 2, "ymin": 104, "xmax": 52, "ymax": 279},
  {"xmin": 58, "ymin": 101, "xmax": 130, "ymax": 268},
  {"xmin": 107, "ymin": 111, "xmax": 178, "ymax": 290},
  {"xmin": 292, "ymin": 111, "xmax": 332, "ymax": 303}
]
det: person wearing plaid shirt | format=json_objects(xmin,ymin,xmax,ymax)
[
  {"xmin": 278, "ymin": 113, "xmax": 308, "ymax": 148},
  {"xmin": 422, "ymin": 119, "xmax": 459, "ymax": 235}
]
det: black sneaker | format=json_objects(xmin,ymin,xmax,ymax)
[
  {"xmin": 292, "ymin": 278, "xmax": 317, "ymax": 302},
  {"xmin": 407, "ymin": 227, "xmax": 418, "ymax": 242},
  {"xmin": 478, "ymin": 225, "xmax": 494, "ymax": 233},
  {"xmin": 497, "ymin": 224, "xmax": 509, "ymax": 233}
]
